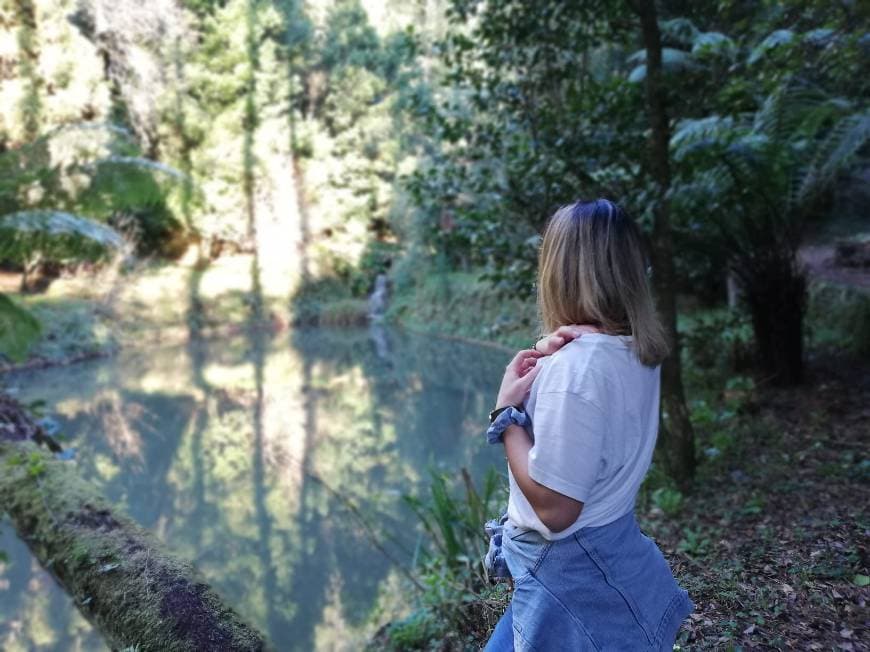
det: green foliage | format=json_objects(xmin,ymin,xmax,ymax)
[
  {"xmin": 383, "ymin": 609, "xmax": 443, "ymax": 650},
  {"xmin": 0, "ymin": 122, "xmax": 188, "ymax": 263},
  {"xmin": 3, "ymin": 451, "xmax": 46, "ymax": 478},
  {"xmin": 806, "ymin": 282, "xmax": 870, "ymax": 357},
  {"xmin": 681, "ymin": 309, "xmax": 754, "ymax": 373},
  {"xmin": 289, "ymin": 277, "xmax": 368, "ymax": 326},
  {"xmin": 319, "ymin": 0, "xmax": 381, "ymax": 73},
  {"xmin": 386, "ymin": 269, "xmax": 536, "ymax": 350},
  {"xmin": 404, "ymin": 0, "xmax": 644, "ymax": 293},
  {"xmin": 399, "ymin": 468, "xmax": 508, "ymax": 645},
  {"xmin": 677, "ymin": 527, "xmax": 712, "ymax": 557},
  {"xmin": 0, "ymin": 210, "xmax": 124, "ymax": 265},
  {"xmin": 651, "ymin": 487, "xmax": 684, "ymax": 517},
  {"xmin": 404, "ymin": 469, "xmax": 500, "ymax": 575},
  {"xmin": 0, "ymin": 293, "xmax": 42, "ymax": 362},
  {"xmin": 322, "ymin": 66, "xmax": 387, "ymax": 135}
]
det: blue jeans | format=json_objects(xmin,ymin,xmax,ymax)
[{"xmin": 484, "ymin": 511, "xmax": 693, "ymax": 651}]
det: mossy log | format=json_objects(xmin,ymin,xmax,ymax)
[{"xmin": 0, "ymin": 394, "xmax": 271, "ymax": 651}]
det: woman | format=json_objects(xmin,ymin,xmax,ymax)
[{"xmin": 484, "ymin": 199, "xmax": 693, "ymax": 651}]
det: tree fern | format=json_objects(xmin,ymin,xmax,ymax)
[
  {"xmin": 691, "ymin": 31, "xmax": 736, "ymax": 58},
  {"xmin": 748, "ymin": 29, "xmax": 795, "ymax": 65},
  {"xmin": 671, "ymin": 115, "xmax": 736, "ymax": 160},
  {"xmin": 627, "ymin": 48, "xmax": 697, "ymax": 83},
  {"xmin": 793, "ymin": 112, "xmax": 870, "ymax": 207},
  {"xmin": 0, "ymin": 210, "xmax": 125, "ymax": 264},
  {"xmin": 659, "ymin": 17, "xmax": 700, "ymax": 46}
]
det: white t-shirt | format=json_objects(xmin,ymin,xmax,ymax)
[{"xmin": 506, "ymin": 333, "xmax": 661, "ymax": 540}]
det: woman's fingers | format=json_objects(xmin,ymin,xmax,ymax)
[
  {"xmin": 518, "ymin": 359, "xmax": 543, "ymax": 390},
  {"xmin": 507, "ymin": 348, "xmax": 543, "ymax": 373},
  {"xmin": 519, "ymin": 356, "xmax": 539, "ymax": 377},
  {"xmin": 554, "ymin": 326, "xmax": 578, "ymax": 341}
]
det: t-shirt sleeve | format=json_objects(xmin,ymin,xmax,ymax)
[{"xmin": 527, "ymin": 391, "xmax": 607, "ymax": 503}]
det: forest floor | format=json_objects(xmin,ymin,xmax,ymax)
[{"xmin": 640, "ymin": 353, "xmax": 869, "ymax": 651}]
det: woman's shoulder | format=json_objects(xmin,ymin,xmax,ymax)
[{"xmin": 535, "ymin": 337, "xmax": 615, "ymax": 399}]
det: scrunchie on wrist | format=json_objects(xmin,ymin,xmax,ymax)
[{"xmin": 486, "ymin": 406, "xmax": 530, "ymax": 444}]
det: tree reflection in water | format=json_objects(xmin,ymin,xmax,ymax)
[{"xmin": 0, "ymin": 327, "xmax": 507, "ymax": 650}]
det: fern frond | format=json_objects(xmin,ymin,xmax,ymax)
[
  {"xmin": 94, "ymin": 156, "xmax": 188, "ymax": 181},
  {"xmin": 793, "ymin": 112, "xmax": 870, "ymax": 208},
  {"xmin": 691, "ymin": 31, "xmax": 736, "ymax": 58},
  {"xmin": 0, "ymin": 210, "xmax": 124, "ymax": 263},
  {"xmin": 752, "ymin": 82, "xmax": 829, "ymax": 138},
  {"xmin": 748, "ymin": 29, "xmax": 795, "ymax": 65},
  {"xmin": 659, "ymin": 17, "xmax": 700, "ymax": 46},
  {"xmin": 627, "ymin": 48, "xmax": 697, "ymax": 83},
  {"xmin": 803, "ymin": 28, "xmax": 835, "ymax": 46},
  {"xmin": 671, "ymin": 116, "xmax": 737, "ymax": 159},
  {"xmin": 671, "ymin": 167, "xmax": 734, "ymax": 207},
  {"xmin": 76, "ymin": 156, "xmax": 188, "ymax": 215}
]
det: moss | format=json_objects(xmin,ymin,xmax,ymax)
[{"xmin": 0, "ymin": 439, "xmax": 271, "ymax": 651}]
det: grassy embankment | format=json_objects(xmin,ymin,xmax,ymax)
[{"xmin": 0, "ymin": 252, "xmax": 293, "ymax": 372}]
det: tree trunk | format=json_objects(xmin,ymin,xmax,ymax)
[
  {"xmin": 743, "ymin": 260, "xmax": 806, "ymax": 385},
  {"xmin": 633, "ymin": 0, "xmax": 696, "ymax": 488},
  {"xmin": 0, "ymin": 394, "xmax": 272, "ymax": 652}
]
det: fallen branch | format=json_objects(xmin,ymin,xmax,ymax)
[{"xmin": 0, "ymin": 394, "xmax": 271, "ymax": 651}]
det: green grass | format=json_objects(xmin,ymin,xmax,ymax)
[
  {"xmin": 10, "ymin": 295, "xmax": 117, "ymax": 366},
  {"xmin": 289, "ymin": 276, "xmax": 369, "ymax": 326}
]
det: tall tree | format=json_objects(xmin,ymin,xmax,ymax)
[{"xmin": 632, "ymin": 0, "xmax": 695, "ymax": 487}]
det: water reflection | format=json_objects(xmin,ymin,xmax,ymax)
[{"xmin": 0, "ymin": 327, "xmax": 508, "ymax": 651}]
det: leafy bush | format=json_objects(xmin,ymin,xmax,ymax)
[
  {"xmin": 681, "ymin": 308, "xmax": 754, "ymax": 374},
  {"xmin": 386, "ymin": 468, "xmax": 509, "ymax": 649},
  {"xmin": 652, "ymin": 487, "xmax": 685, "ymax": 517},
  {"xmin": 806, "ymin": 282, "xmax": 870, "ymax": 357}
]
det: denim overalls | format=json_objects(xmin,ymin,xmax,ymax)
[{"xmin": 484, "ymin": 510, "xmax": 693, "ymax": 651}]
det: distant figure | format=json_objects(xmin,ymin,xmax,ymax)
[
  {"xmin": 368, "ymin": 273, "xmax": 389, "ymax": 321},
  {"xmin": 483, "ymin": 199, "xmax": 693, "ymax": 650}
]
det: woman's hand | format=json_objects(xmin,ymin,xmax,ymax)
[
  {"xmin": 533, "ymin": 323, "xmax": 601, "ymax": 355},
  {"xmin": 495, "ymin": 349, "xmax": 544, "ymax": 409}
]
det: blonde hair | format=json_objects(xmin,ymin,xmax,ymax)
[{"xmin": 537, "ymin": 199, "xmax": 669, "ymax": 366}]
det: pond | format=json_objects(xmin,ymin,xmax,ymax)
[{"xmin": 0, "ymin": 326, "xmax": 509, "ymax": 651}]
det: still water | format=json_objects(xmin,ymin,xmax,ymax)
[{"xmin": 0, "ymin": 327, "xmax": 509, "ymax": 651}]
